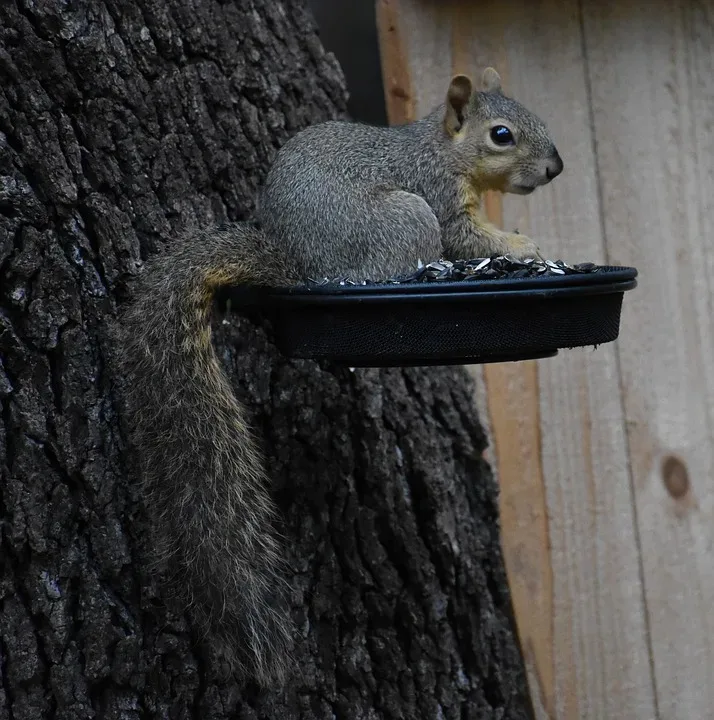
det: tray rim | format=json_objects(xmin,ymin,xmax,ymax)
[
  {"xmin": 284, "ymin": 265, "xmax": 638, "ymax": 296},
  {"xmin": 271, "ymin": 279, "xmax": 637, "ymax": 306},
  {"xmin": 223, "ymin": 265, "xmax": 638, "ymax": 308}
]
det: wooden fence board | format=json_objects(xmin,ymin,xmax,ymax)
[
  {"xmin": 375, "ymin": 0, "xmax": 416, "ymax": 124},
  {"xmin": 583, "ymin": 2, "xmax": 714, "ymax": 717}
]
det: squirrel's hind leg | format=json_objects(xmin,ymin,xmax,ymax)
[{"xmin": 357, "ymin": 188, "xmax": 441, "ymax": 280}]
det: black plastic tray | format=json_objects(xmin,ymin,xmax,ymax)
[{"xmin": 223, "ymin": 266, "xmax": 637, "ymax": 367}]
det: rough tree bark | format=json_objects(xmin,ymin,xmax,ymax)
[{"xmin": 0, "ymin": 0, "xmax": 534, "ymax": 718}]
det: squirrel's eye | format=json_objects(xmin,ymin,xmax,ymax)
[{"xmin": 490, "ymin": 125, "xmax": 514, "ymax": 145}]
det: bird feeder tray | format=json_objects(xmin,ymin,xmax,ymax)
[{"xmin": 223, "ymin": 259, "xmax": 637, "ymax": 368}]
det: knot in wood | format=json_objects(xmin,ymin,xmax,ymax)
[{"xmin": 661, "ymin": 455, "xmax": 690, "ymax": 500}]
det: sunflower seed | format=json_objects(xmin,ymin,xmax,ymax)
[{"xmin": 304, "ymin": 254, "xmax": 603, "ymax": 286}]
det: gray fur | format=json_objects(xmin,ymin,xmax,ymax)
[{"xmin": 121, "ymin": 225, "xmax": 299, "ymax": 684}]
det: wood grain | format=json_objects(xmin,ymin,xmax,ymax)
[
  {"xmin": 583, "ymin": 2, "xmax": 714, "ymax": 717},
  {"xmin": 375, "ymin": 0, "xmax": 416, "ymax": 123}
]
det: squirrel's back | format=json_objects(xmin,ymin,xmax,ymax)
[{"xmin": 257, "ymin": 117, "xmax": 446, "ymax": 281}]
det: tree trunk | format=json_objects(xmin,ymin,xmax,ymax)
[{"xmin": 0, "ymin": 1, "xmax": 534, "ymax": 718}]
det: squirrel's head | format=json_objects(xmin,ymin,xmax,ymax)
[{"xmin": 443, "ymin": 68, "xmax": 563, "ymax": 195}]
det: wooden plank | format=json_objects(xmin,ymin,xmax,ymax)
[
  {"xmin": 380, "ymin": 0, "xmax": 453, "ymax": 121},
  {"xmin": 583, "ymin": 2, "xmax": 714, "ymax": 717},
  {"xmin": 375, "ymin": 0, "xmax": 416, "ymax": 124},
  {"xmin": 482, "ymin": 359, "xmax": 556, "ymax": 719}
]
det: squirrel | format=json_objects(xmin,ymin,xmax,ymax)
[
  {"xmin": 120, "ymin": 68, "xmax": 562, "ymax": 685},
  {"xmin": 257, "ymin": 67, "xmax": 562, "ymax": 279}
]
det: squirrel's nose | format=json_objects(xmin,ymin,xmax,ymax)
[{"xmin": 546, "ymin": 151, "xmax": 564, "ymax": 181}]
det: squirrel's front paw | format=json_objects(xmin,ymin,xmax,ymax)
[{"xmin": 501, "ymin": 233, "xmax": 543, "ymax": 260}]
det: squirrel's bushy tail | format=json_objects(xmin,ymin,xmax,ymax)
[{"xmin": 120, "ymin": 222, "xmax": 299, "ymax": 684}]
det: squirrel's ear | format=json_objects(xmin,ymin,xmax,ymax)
[
  {"xmin": 482, "ymin": 67, "xmax": 502, "ymax": 93},
  {"xmin": 445, "ymin": 74, "xmax": 473, "ymax": 135}
]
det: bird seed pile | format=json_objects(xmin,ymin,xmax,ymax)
[{"xmin": 307, "ymin": 256, "xmax": 601, "ymax": 287}]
